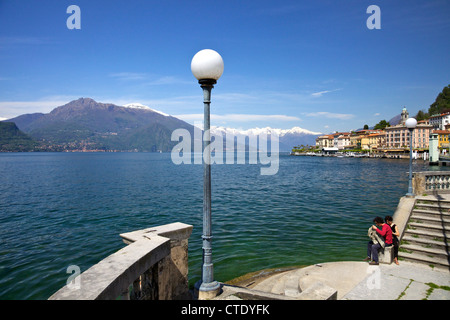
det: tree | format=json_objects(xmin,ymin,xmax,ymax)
[
  {"xmin": 415, "ymin": 109, "xmax": 429, "ymax": 121},
  {"xmin": 374, "ymin": 120, "xmax": 390, "ymax": 130},
  {"xmin": 428, "ymin": 84, "xmax": 450, "ymax": 116},
  {"xmin": 363, "ymin": 124, "xmax": 369, "ymax": 130}
]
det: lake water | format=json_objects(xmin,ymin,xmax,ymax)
[{"xmin": 0, "ymin": 152, "xmax": 446, "ymax": 299}]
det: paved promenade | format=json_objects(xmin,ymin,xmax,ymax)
[
  {"xmin": 219, "ymin": 260, "xmax": 449, "ymax": 300},
  {"xmin": 342, "ymin": 261, "xmax": 449, "ymax": 300}
]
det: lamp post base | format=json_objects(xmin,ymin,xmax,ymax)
[{"xmin": 194, "ymin": 280, "xmax": 221, "ymax": 300}]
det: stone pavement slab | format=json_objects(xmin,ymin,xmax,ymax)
[{"xmin": 343, "ymin": 261, "xmax": 450, "ymax": 300}]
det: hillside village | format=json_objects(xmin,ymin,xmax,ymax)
[
  {"xmin": 308, "ymin": 85, "xmax": 450, "ymax": 157},
  {"xmin": 292, "ymin": 106, "xmax": 450, "ymax": 158}
]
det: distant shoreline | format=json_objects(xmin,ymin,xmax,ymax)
[{"xmin": 290, "ymin": 152, "xmax": 426, "ymax": 160}]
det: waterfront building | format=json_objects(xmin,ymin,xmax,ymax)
[
  {"xmin": 384, "ymin": 116, "xmax": 432, "ymax": 150},
  {"xmin": 367, "ymin": 132, "xmax": 386, "ymax": 152},
  {"xmin": 412, "ymin": 120, "xmax": 432, "ymax": 150},
  {"xmin": 315, "ymin": 107, "xmax": 432, "ymax": 154},
  {"xmin": 331, "ymin": 133, "xmax": 341, "ymax": 149},
  {"xmin": 433, "ymin": 129, "xmax": 450, "ymax": 150},
  {"xmin": 316, "ymin": 135, "xmax": 335, "ymax": 149},
  {"xmin": 347, "ymin": 130, "xmax": 382, "ymax": 150},
  {"xmin": 336, "ymin": 133, "xmax": 351, "ymax": 150},
  {"xmin": 361, "ymin": 135, "xmax": 370, "ymax": 150},
  {"xmin": 429, "ymin": 112, "xmax": 450, "ymax": 130},
  {"xmin": 348, "ymin": 132, "xmax": 363, "ymax": 149}
]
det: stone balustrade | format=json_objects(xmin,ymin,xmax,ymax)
[
  {"xmin": 412, "ymin": 171, "xmax": 450, "ymax": 195},
  {"xmin": 49, "ymin": 222, "xmax": 193, "ymax": 300}
]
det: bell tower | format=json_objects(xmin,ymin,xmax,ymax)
[{"xmin": 401, "ymin": 107, "xmax": 409, "ymax": 125}]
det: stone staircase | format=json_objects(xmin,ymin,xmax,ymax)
[{"xmin": 399, "ymin": 196, "xmax": 450, "ymax": 270}]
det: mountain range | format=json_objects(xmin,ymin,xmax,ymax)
[
  {"xmin": 1, "ymin": 98, "xmax": 322, "ymax": 152},
  {"xmin": 3, "ymin": 98, "xmax": 194, "ymax": 152},
  {"xmin": 210, "ymin": 126, "xmax": 322, "ymax": 151}
]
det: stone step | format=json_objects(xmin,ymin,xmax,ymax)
[
  {"xmin": 398, "ymin": 251, "xmax": 450, "ymax": 269},
  {"xmin": 415, "ymin": 200, "xmax": 450, "ymax": 207},
  {"xmin": 415, "ymin": 197, "xmax": 450, "ymax": 204},
  {"xmin": 403, "ymin": 228, "xmax": 449, "ymax": 242},
  {"xmin": 400, "ymin": 244, "xmax": 449, "ymax": 259},
  {"xmin": 413, "ymin": 207, "xmax": 450, "ymax": 216},
  {"xmin": 402, "ymin": 235, "xmax": 448, "ymax": 250},
  {"xmin": 284, "ymin": 275, "xmax": 301, "ymax": 297},
  {"xmin": 410, "ymin": 213, "xmax": 450, "ymax": 225},
  {"xmin": 408, "ymin": 222, "xmax": 450, "ymax": 233},
  {"xmin": 415, "ymin": 206, "xmax": 450, "ymax": 213},
  {"xmin": 412, "ymin": 208, "xmax": 450, "ymax": 217},
  {"xmin": 270, "ymin": 273, "xmax": 288, "ymax": 295},
  {"xmin": 398, "ymin": 197, "xmax": 450, "ymax": 271},
  {"xmin": 251, "ymin": 271, "xmax": 288, "ymax": 295}
]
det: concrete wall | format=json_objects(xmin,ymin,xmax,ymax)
[
  {"xmin": 392, "ymin": 196, "xmax": 416, "ymax": 242},
  {"xmin": 49, "ymin": 222, "xmax": 193, "ymax": 300}
]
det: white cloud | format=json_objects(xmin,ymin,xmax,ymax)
[
  {"xmin": 305, "ymin": 111, "xmax": 355, "ymax": 120},
  {"xmin": 107, "ymin": 89, "xmax": 340, "ymax": 117},
  {"xmin": 173, "ymin": 113, "xmax": 301, "ymax": 123},
  {"xmin": 144, "ymin": 76, "xmax": 191, "ymax": 86},
  {"xmin": 109, "ymin": 72, "xmax": 147, "ymax": 81},
  {"xmin": 0, "ymin": 98, "xmax": 75, "ymax": 119},
  {"xmin": 0, "ymin": 36, "xmax": 54, "ymax": 48},
  {"xmin": 214, "ymin": 93, "xmax": 262, "ymax": 102},
  {"xmin": 311, "ymin": 89, "xmax": 341, "ymax": 97},
  {"xmin": 109, "ymin": 73, "xmax": 191, "ymax": 86}
]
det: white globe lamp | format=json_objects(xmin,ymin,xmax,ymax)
[
  {"xmin": 405, "ymin": 117, "xmax": 417, "ymax": 129},
  {"xmin": 191, "ymin": 49, "xmax": 224, "ymax": 82}
]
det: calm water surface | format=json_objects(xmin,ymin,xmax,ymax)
[{"xmin": 0, "ymin": 152, "xmax": 446, "ymax": 299}]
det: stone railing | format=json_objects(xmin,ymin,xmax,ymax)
[
  {"xmin": 49, "ymin": 222, "xmax": 193, "ymax": 300},
  {"xmin": 413, "ymin": 171, "xmax": 450, "ymax": 195}
]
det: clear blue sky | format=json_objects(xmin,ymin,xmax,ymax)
[{"xmin": 0, "ymin": 0, "xmax": 449, "ymax": 133}]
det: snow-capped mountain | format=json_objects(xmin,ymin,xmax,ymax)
[
  {"xmin": 210, "ymin": 126, "xmax": 322, "ymax": 151},
  {"xmin": 120, "ymin": 104, "xmax": 321, "ymax": 151},
  {"xmin": 210, "ymin": 126, "xmax": 321, "ymax": 137},
  {"xmin": 123, "ymin": 103, "xmax": 170, "ymax": 117}
]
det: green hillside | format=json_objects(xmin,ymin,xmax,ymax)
[
  {"xmin": 0, "ymin": 122, "xmax": 38, "ymax": 152},
  {"xmin": 5, "ymin": 98, "xmax": 196, "ymax": 152}
]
